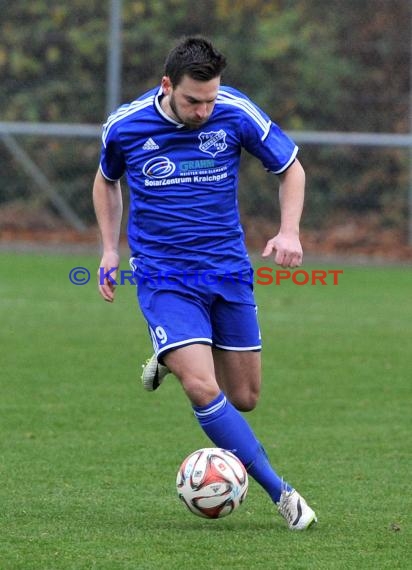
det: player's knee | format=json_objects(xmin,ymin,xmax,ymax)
[
  {"xmin": 229, "ymin": 389, "xmax": 259, "ymax": 412},
  {"xmin": 179, "ymin": 375, "xmax": 220, "ymax": 407}
]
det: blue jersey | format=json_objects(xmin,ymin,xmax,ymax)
[{"xmin": 99, "ymin": 85, "xmax": 298, "ymax": 275}]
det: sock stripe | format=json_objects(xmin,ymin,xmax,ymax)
[
  {"xmin": 193, "ymin": 394, "xmax": 227, "ymax": 419},
  {"xmin": 192, "ymin": 392, "xmax": 289, "ymax": 503}
]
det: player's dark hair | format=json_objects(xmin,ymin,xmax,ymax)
[{"xmin": 164, "ymin": 37, "xmax": 227, "ymax": 86}]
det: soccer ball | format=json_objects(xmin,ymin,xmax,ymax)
[{"xmin": 176, "ymin": 447, "xmax": 248, "ymax": 519}]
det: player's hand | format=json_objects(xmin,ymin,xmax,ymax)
[
  {"xmin": 97, "ymin": 250, "xmax": 120, "ymax": 302},
  {"xmin": 262, "ymin": 232, "xmax": 303, "ymax": 268}
]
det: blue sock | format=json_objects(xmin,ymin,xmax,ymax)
[{"xmin": 193, "ymin": 392, "xmax": 292, "ymax": 503}]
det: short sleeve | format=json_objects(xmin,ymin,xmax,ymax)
[
  {"xmin": 99, "ymin": 121, "xmax": 126, "ymax": 182},
  {"xmin": 233, "ymin": 92, "xmax": 298, "ymax": 174},
  {"xmin": 247, "ymin": 121, "xmax": 298, "ymax": 174}
]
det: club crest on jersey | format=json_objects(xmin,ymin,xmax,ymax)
[{"xmin": 198, "ymin": 129, "xmax": 227, "ymax": 157}]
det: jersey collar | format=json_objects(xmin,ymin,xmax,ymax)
[{"xmin": 154, "ymin": 86, "xmax": 185, "ymax": 129}]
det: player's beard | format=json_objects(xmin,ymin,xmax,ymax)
[{"xmin": 169, "ymin": 93, "xmax": 207, "ymax": 130}]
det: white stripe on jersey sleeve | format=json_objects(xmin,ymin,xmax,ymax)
[
  {"xmin": 102, "ymin": 96, "xmax": 155, "ymax": 147},
  {"xmin": 216, "ymin": 91, "xmax": 271, "ymax": 140},
  {"xmin": 99, "ymin": 163, "xmax": 119, "ymax": 182},
  {"xmin": 270, "ymin": 145, "xmax": 299, "ymax": 174}
]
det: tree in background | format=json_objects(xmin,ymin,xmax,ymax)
[{"xmin": 0, "ymin": 0, "xmax": 409, "ymax": 243}]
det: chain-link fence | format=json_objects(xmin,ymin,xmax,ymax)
[
  {"xmin": 1, "ymin": 128, "xmax": 409, "ymax": 257},
  {"xmin": 1, "ymin": 0, "xmax": 411, "ymax": 259}
]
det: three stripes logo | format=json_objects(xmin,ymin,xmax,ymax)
[{"xmin": 142, "ymin": 138, "xmax": 160, "ymax": 150}]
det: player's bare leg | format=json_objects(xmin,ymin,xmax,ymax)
[
  {"xmin": 212, "ymin": 348, "xmax": 261, "ymax": 412},
  {"xmin": 163, "ymin": 344, "xmax": 220, "ymax": 405}
]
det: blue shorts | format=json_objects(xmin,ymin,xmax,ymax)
[{"xmin": 132, "ymin": 269, "xmax": 262, "ymax": 359}]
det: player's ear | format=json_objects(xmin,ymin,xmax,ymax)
[{"xmin": 161, "ymin": 76, "xmax": 172, "ymax": 95}]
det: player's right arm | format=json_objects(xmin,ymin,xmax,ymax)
[{"xmin": 92, "ymin": 169, "xmax": 123, "ymax": 302}]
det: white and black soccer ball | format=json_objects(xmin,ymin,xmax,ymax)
[{"xmin": 176, "ymin": 447, "xmax": 248, "ymax": 519}]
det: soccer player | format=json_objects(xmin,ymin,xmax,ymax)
[{"xmin": 93, "ymin": 37, "xmax": 317, "ymax": 530}]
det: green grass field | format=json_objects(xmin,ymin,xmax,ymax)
[{"xmin": 0, "ymin": 251, "xmax": 411, "ymax": 569}]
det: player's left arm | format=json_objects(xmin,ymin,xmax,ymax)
[{"xmin": 262, "ymin": 158, "xmax": 305, "ymax": 268}]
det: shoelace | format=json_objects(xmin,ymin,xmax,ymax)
[{"xmin": 278, "ymin": 491, "xmax": 295, "ymax": 523}]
